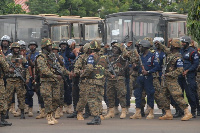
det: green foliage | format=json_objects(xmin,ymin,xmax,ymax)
[
  {"xmin": 0, "ymin": 0, "xmax": 25, "ymax": 15},
  {"xmin": 26, "ymin": 0, "xmax": 59, "ymax": 15},
  {"xmin": 187, "ymin": 0, "xmax": 200, "ymax": 43}
]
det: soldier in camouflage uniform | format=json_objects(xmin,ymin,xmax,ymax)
[
  {"xmin": 52, "ymin": 43, "xmax": 65, "ymax": 119},
  {"xmin": 75, "ymin": 43, "xmax": 91, "ymax": 120},
  {"xmin": 35, "ymin": 38, "xmax": 71, "ymax": 125},
  {"xmin": 0, "ymin": 51, "xmax": 12, "ymax": 126},
  {"xmin": 5, "ymin": 42, "xmax": 29, "ymax": 119},
  {"xmin": 104, "ymin": 43, "xmax": 129, "ymax": 119},
  {"xmin": 80, "ymin": 40, "xmax": 113, "ymax": 125},
  {"xmin": 158, "ymin": 39, "xmax": 193, "ymax": 121}
]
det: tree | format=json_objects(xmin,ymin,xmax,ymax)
[
  {"xmin": 187, "ymin": 0, "xmax": 200, "ymax": 43},
  {"xmin": 0, "ymin": 0, "xmax": 25, "ymax": 15},
  {"xmin": 26, "ymin": 0, "xmax": 59, "ymax": 15}
]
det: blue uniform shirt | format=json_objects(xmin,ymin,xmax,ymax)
[
  {"xmin": 181, "ymin": 47, "xmax": 199, "ymax": 71},
  {"xmin": 59, "ymin": 51, "xmax": 70, "ymax": 70},
  {"xmin": 154, "ymin": 50, "xmax": 165, "ymax": 72},
  {"xmin": 139, "ymin": 51, "xmax": 159, "ymax": 74}
]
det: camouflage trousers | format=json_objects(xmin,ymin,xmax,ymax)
[
  {"xmin": 159, "ymin": 77, "xmax": 188, "ymax": 110},
  {"xmin": 107, "ymin": 78, "xmax": 127, "ymax": 108},
  {"xmin": 6, "ymin": 78, "xmax": 26, "ymax": 110},
  {"xmin": 40, "ymin": 80, "xmax": 60, "ymax": 114},
  {"xmin": 0, "ymin": 80, "xmax": 7, "ymax": 114},
  {"xmin": 196, "ymin": 72, "xmax": 200, "ymax": 99},
  {"xmin": 59, "ymin": 80, "xmax": 64, "ymax": 107},
  {"xmin": 76, "ymin": 79, "xmax": 89, "ymax": 112},
  {"xmin": 153, "ymin": 77, "xmax": 163, "ymax": 109},
  {"xmin": 87, "ymin": 80, "xmax": 104, "ymax": 116}
]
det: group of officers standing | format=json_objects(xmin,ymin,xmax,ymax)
[{"xmin": 0, "ymin": 34, "xmax": 199, "ymax": 126}]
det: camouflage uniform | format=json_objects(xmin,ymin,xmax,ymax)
[
  {"xmin": 107, "ymin": 44, "xmax": 129, "ymax": 109},
  {"xmin": 6, "ymin": 52, "xmax": 29, "ymax": 111},
  {"xmin": 0, "ymin": 55, "xmax": 9, "ymax": 114}
]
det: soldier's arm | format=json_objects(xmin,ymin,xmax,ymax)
[
  {"xmin": 80, "ymin": 55, "xmax": 94, "ymax": 77},
  {"xmin": 37, "ymin": 56, "xmax": 57, "ymax": 78},
  {"xmin": 166, "ymin": 58, "xmax": 183, "ymax": 77},
  {"xmin": 0, "ymin": 56, "xmax": 9, "ymax": 72},
  {"xmin": 74, "ymin": 55, "xmax": 84, "ymax": 75},
  {"xmin": 188, "ymin": 51, "xmax": 199, "ymax": 72}
]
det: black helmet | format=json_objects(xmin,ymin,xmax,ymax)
[
  {"xmin": 59, "ymin": 39, "xmax": 68, "ymax": 47},
  {"xmin": 180, "ymin": 36, "xmax": 191, "ymax": 44},
  {"xmin": 28, "ymin": 40, "xmax": 38, "ymax": 48},
  {"xmin": 139, "ymin": 40, "xmax": 151, "ymax": 48}
]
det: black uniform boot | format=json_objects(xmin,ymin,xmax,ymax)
[
  {"xmin": 87, "ymin": 116, "xmax": 101, "ymax": 125},
  {"xmin": 197, "ymin": 110, "xmax": 200, "ymax": 116},
  {"xmin": 141, "ymin": 107, "xmax": 145, "ymax": 117},
  {"xmin": 20, "ymin": 109, "xmax": 25, "ymax": 119},
  {"xmin": 173, "ymin": 108, "xmax": 183, "ymax": 118},
  {"xmin": 0, "ymin": 121, "xmax": 5, "ymax": 127},
  {"xmin": 67, "ymin": 111, "xmax": 77, "ymax": 118},
  {"xmin": 1, "ymin": 113, "xmax": 12, "ymax": 126},
  {"xmin": 5, "ymin": 110, "xmax": 9, "ymax": 119},
  {"xmin": 83, "ymin": 104, "xmax": 91, "ymax": 119},
  {"xmin": 191, "ymin": 108, "xmax": 196, "ymax": 118},
  {"xmin": 161, "ymin": 109, "xmax": 166, "ymax": 117}
]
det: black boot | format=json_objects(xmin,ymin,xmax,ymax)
[
  {"xmin": 5, "ymin": 110, "xmax": 9, "ymax": 119},
  {"xmin": 83, "ymin": 105, "xmax": 91, "ymax": 119},
  {"xmin": 20, "ymin": 109, "xmax": 25, "ymax": 119},
  {"xmin": 191, "ymin": 108, "xmax": 196, "ymax": 118},
  {"xmin": 197, "ymin": 110, "xmax": 200, "ymax": 116},
  {"xmin": 173, "ymin": 108, "xmax": 183, "ymax": 118},
  {"xmin": 87, "ymin": 116, "xmax": 101, "ymax": 125},
  {"xmin": 1, "ymin": 113, "xmax": 12, "ymax": 126},
  {"xmin": 67, "ymin": 111, "xmax": 77, "ymax": 118},
  {"xmin": 141, "ymin": 107, "xmax": 145, "ymax": 117},
  {"xmin": 0, "ymin": 121, "xmax": 5, "ymax": 127},
  {"xmin": 161, "ymin": 109, "xmax": 166, "ymax": 117}
]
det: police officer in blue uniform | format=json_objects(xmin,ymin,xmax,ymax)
[
  {"xmin": 130, "ymin": 40, "xmax": 159, "ymax": 119},
  {"xmin": 26, "ymin": 40, "xmax": 39, "ymax": 116},
  {"xmin": 180, "ymin": 36, "xmax": 199, "ymax": 118}
]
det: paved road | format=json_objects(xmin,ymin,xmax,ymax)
[{"xmin": 1, "ymin": 94, "xmax": 200, "ymax": 133}]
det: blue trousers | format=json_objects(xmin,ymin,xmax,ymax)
[{"xmin": 134, "ymin": 74, "xmax": 155, "ymax": 109}]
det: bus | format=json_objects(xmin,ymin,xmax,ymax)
[
  {"xmin": 103, "ymin": 11, "xmax": 187, "ymax": 46},
  {"xmin": 0, "ymin": 14, "xmax": 103, "ymax": 50}
]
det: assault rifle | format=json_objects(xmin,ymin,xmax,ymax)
[
  {"xmin": 106, "ymin": 56, "xmax": 117, "ymax": 78},
  {"xmin": 8, "ymin": 61, "xmax": 31, "ymax": 90},
  {"xmin": 48, "ymin": 53, "xmax": 69, "ymax": 86}
]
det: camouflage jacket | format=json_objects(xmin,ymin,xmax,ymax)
[
  {"xmin": 6, "ymin": 54, "xmax": 29, "ymax": 79},
  {"xmin": 0, "ymin": 55, "xmax": 9, "ymax": 79},
  {"xmin": 74, "ymin": 53, "xmax": 88, "ymax": 76},
  {"xmin": 36, "ymin": 52, "xmax": 70, "ymax": 81}
]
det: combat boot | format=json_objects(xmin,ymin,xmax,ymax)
[
  {"xmin": 130, "ymin": 108, "xmax": 142, "ymax": 119},
  {"xmin": 51, "ymin": 113, "xmax": 58, "ymax": 124},
  {"xmin": 36, "ymin": 108, "xmax": 46, "ymax": 119},
  {"xmin": 14, "ymin": 108, "xmax": 21, "ymax": 117},
  {"xmin": 173, "ymin": 107, "xmax": 184, "ymax": 118},
  {"xmin": 146, "ymin": 108, "xmax": 154, "ymax": 119},
  {"xmin": 104, "ymin": 108, "xmax": 115, "ymax": 119},
  {"xmin": 1, "ymin": 113, "xmax": 12, "ymax": 126},
  {"xmin": 159, "ymin": 110, "xmax": 173, "ymax": 120},
  {"xmin": 55, "ymin": 108, "xmax": 60, "ymax": 119},
  {"xmin": 83, "ymin": 105, "xmax": 91, "ymax": 119},
  {"xmin": 65, "ymin": 104, "xmax": 73, "ymax": 114},
  {"xmin": 28, "ymin": 108, "xmax": 33, "ymax": 117},
  {"xmin": 181, "ymin": 108, "xmax": 193, "ymax": 121},
  {"xmin": 191, "ymin": 108, "xmax": 196, "ymax": 118},
  {"xmin": 46, "ymin": 114, "xmax": 54, "ymax": 125},
  {"xmin": 144, "ymin": 105, "xmax": 150, "ymax": 115},
  {"xmin": 9, "ymin": 103, "xmax": 17, "ymax": 114},
  {"xmin": 120, "ymin": 108, "xmax": 127, "ymax": 119},
  {"xmin": 59, "ymin": 107, "xmax": 64, "ymax": 116},
  {"xmin": 24, "ymin": 104, "xmax": 29, "ymax": 114},
  {"xmin": 67, "ymin": 111, "xmax": 77, "ymax": 118},
  {"xmin": 115, "ymin": 106, "xmax": 119, "ymax": 115},
  {"xmin": 20, "ymin": 109, "xmax": 25, "ymax": 119},
  {"xmin": 5, "ymin": 110, "xmax": 9, "ymax": 119},
  {"xmin": 141, "ymin": 107, "xmax": 145, "ymax": 117},
  {"xmin": 77, "ymin": 112, "xmax": 84, "ymax": 120},
  {"xmin": 100, "ymin": 115, "xmax": 104, "ymax": 120},
  {"xmin": 87, "ymin": 116, "xmax": 101, "ymax": 125}
]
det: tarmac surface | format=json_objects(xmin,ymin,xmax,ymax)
[{"xmin": 1, "ymin": 94, "xmax": 200, "ymax": 133}]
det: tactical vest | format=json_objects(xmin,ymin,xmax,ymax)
[
  {"xmin": 88, "ymin": 54, "xmax": 107, "ymax": 80},
  {"xmin": 166, "ymin": 53, "xmax": 182, "ymax": 73}
]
